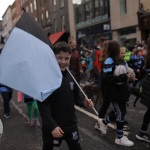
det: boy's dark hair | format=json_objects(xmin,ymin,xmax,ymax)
[{"xmin": 53, "ymin": 41, "xmax": 71, "ymax": 54}]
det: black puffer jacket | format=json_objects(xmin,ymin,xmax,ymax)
[
  {"xmin": 101, "ymin": 57, "xmax": 129, "ymax": 104},
  {"xmin": 140, "ymin": 71, "xmax": 150, "ymax": 107}
]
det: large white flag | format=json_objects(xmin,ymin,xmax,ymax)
[{"xmin": 0, "ymin": 11, "xmax": 62, "ymax": 102}]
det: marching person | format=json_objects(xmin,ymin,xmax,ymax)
[
  {"xmin": 98, "ymin": 40, "xmax": 134, "ymax": 146},
  {"xmin": 37, "ymin": 41, "xmax": 94, "ymax": 150},
  {"xmin": 0, "ymin": 84, "xmax": 13, "ymax": 119},
  {"xmin": 68, "ymin": 40, "xmax": 83, "ymax": 83},
  {"xmin": 136, "ymin": 37, "xmax": 150, "ymax": 143},
  {"xmin": 17, "ymin": 92, "xmax": 40, "ymax": 126},
  {"xmin": 0, "ymin": 41, "xmax": 13, "ymax": 119}
]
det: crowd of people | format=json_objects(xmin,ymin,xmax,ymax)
[
  {"xmin": 0, "ymin": 36, "xmax": 150, "ymax": 149},
  {"xmin": 78, "ymin": 37, "xmax": 150, "ymax": 147}
]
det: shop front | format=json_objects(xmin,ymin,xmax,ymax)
[{"xmin": 76, "ymin": 22, "xmax": 112, "ymax": 48}]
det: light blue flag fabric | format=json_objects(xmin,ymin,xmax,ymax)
[{"xmin": 0, "ymin": 27, "xmax": 62, "ymax": 102}]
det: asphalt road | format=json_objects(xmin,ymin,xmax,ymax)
[{"xmin": 0, "ymin": 90, "xmax": 150, "ymax": 150}]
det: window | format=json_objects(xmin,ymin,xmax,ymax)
[
  {"xmin": 94, "ymin": 0, "xmax": 100, "ymax": 17},
  {"xmin": 34, "ymin": 0, "xmax": 37, "ymax": 10},
  {"xmin": 35, "ymin": 17, "xmax": 37, "ymax": 22},
  {"xmin": 54, "ymin": 19, "xmax": 58, "ymax": 33},
  {"xmin": 26, "ymin": 6, "xmax": 29, "ymax": 12},
  {"xmin": 120, "ymin": 0, "xmax": 127, "ymax": 15},
  {"xmin": 53, "ymin": 0, "xmax": 56, "ymax": 12},
  {"xmin": 61, "ymin": 16, "xmax": 65, "ymax": 30},
  {"xmin": 30, "ymin": 3, "xmax": 33, "ymax": 13},
  {"xmin": 100, "ymin": 0, "xmax": 104, "ymax": 15},
  {"xmin": 46, "ymin": 10, "xmax": 49, "ymax": 19},
  {"xmin": 60, "ymin": 0, "xmax": 64, "ymax": 8},
  {"xmin": 22, "ymin": 0, "xmax": 26, "ymax": 5},
  {"xmin": 76, "ymin": 7, "xmax": 82, "ymax": 23},
  {"xmin": 85, "ymin": 2, "xmax": 92, "ymax": 20},
  {"xmin": 41, "ymin": 14, "xmax": 44, "ymax": 20}
]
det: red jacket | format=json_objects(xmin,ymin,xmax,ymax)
[{"xmin": 69, "ymin": 50, "xmax": 81, "ymax": 81}]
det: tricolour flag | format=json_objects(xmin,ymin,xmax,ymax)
[{"xmin": 0, "ymin": 11, "xmax": 62, "ymax": 102}]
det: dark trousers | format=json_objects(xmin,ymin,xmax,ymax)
[
  {"xmin": 42, "ymin": 128, "xmax": 82, "ymax": 150},
  {"xmin": 1, "ymin": 92, "xmax": 12, "ymax": 114},
  {"xmin": 98, "ymin": 100, "xmax": 110, "ymax": 118},
  {"xmin": 109, "ymin": 103, "xmax": 126, "ymax": 131},
  {"xmin": 141, "ymin": 107, "xmax": 150, "ymax": 131}
]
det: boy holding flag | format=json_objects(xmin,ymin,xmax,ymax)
[{"xmin": 37, "ymin": 41, "xmax": 93, "ymax": 150}]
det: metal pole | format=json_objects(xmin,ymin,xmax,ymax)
[{"xmin": 66, "ymin": 68, "xmax": 98, "ymax": 116}]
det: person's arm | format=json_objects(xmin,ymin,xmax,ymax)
[
  {"xmin": 74, "ymin": 83, "xmax": 94, "ymax": 108},
  {"xmin": 37, "ymin": 98, "xmax": 58, "ymax": 132}
]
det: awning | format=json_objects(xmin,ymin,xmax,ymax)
[{"xmin": 49, "ymin": 31, "xmax": 65, "ymax": 45}]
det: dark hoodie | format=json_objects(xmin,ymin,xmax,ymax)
[
  {"xmin": 37, "ymin": 70, "xmax": 84, "ymax": 134},
  {"xmin": 101, "ymin": 57, "xmax": 129, "ymax": 103}
]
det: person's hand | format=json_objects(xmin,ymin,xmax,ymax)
[
  {"xmin": 127, "ymin": 73, "xmax": 138, "ymax": 81},
  {"xmin": 51, "ymin": 127, "xmax": 64, "ymax": 138},
  {"xmin": 80, "ymin": 70, "xmax": 83, "ymax": 74},
  {"xmin": 84, "ymin": 99, "xmax": 94, "ymax": 108}
]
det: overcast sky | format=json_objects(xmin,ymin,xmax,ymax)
[{"xmin": 0, "ymin": 0, "xmax": 15, "ymax": 20}]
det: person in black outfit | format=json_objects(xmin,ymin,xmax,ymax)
[
  {"xmin": 0, "ymin": 84, "xmax": 13, "ymax": 119},
  {"xmin": 98, "ymin": 40, "xmax": 134, "ymax": 147},
  {"xmin": 37, "ymin": 41, "xmax": 93, "ymax": 150},
  {"xmin": 136, "ymin": 37, "xmax": 150, "ymax": 142}
]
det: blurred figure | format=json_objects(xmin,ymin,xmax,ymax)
[
  {"xmin": 135, "ymin": 37, "xmax": 150, "ymax": 143},
  {"xmin": 68, "ymin": 40, "xmax": 82, "ymax": 82},
  {"xmin": 17, "ymin": 92, "xmax": 40, "ymax": 126},
  {"xmin": 129, "ymin": 48, "xmax": 145, "ymax": 87},
  {"xmin": 0, "ymin": 84, "xmax": 13, "ymax": 119}
]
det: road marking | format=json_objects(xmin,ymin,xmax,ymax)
[
  {"xmin": 75, "ymin": 106, "xmax": 129, "ymax": 135},
  {"xmin": 10, "ymin": 101, "xmax": 29, "ymax": 120},
  {"xmin": 0, "ymin": 118, "xmax": 3, "ymax": 139}
]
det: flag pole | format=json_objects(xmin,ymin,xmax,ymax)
[{"xmin": 66, "ymin": 68, "xmax": 98, "ymax": 116}]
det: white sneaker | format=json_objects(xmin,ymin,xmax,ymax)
[
  {"xmin": 115, "ymin": 136, "xmax": 134, "ymax": 146},
  {"xmin": 98, "ymin": 119, "xmax": 107, "ymax": 134},
  {"xmin": 94, "ymin": 123, "xmax": 101, "ymax": 131}
]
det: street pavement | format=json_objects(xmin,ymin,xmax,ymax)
[{"xmin": 0, "ymin": 90, "xmax": 150, "ymax": 150}]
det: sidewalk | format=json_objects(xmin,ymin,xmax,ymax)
[{"xmin": 0, "ymin": 91, "xmax": 43, "ymax": 150}]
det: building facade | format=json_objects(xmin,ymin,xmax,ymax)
[
  {"xmin": 110, "ymin": 0, "xmax": 140, "ymax": 46},
  {"xmin": 11, "ymin": 0, "xmax": 22, "ymax": 27},
  {"xmin": 49, "ymin": 0, "xmax": 70, "ymax": 43},
  {"xmin": 74, "ymin": 0, "xmax": 111, "ymax": 47},
  {"xmin": 2, "ymin": 6, "xmax": 13, "ymax": 40},
  {"xmin": 19, "ymin": 0, "xmax": 51, "ymax": 35},
  {"xmin": 137, "ymin": 0, "xmax": 150, "ymax": 41},
  {"xmin": 0, "ymin": 20, "xmax": 3, "ymax": 43}
]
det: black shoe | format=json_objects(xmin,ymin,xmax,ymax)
[
  {"xmin": 136, "ymin": 132, "xmax": 150, "ymax": 143},
  {"xmin": 4, "ymin": 113, "xmax": 11, "ymax": 119}
]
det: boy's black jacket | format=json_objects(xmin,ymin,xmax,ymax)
[{"xmin": 37, "ymin": 70, "xmax": 84, "ymax": 133}]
